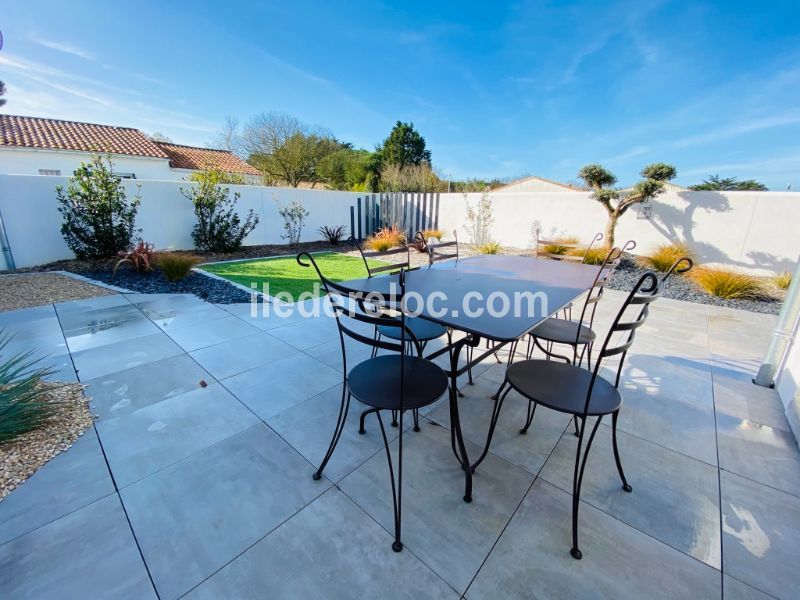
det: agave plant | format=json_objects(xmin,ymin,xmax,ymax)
[
  {"xmin": 114, "ymin": 239, "xmax": 155, "ymax": 274},
  {"xmin": 0, "ymin": 331, "xmax": 56, "ymax": 443}
]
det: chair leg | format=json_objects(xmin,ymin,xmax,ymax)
[
  {"xmin": 612, "ymin": 410, "xmax": 633, "ymax": 492},
  {"xmin": 573, "ymin": 415, "xmax": 580, "ymax": 437},
  {"xmin": 359, "ymin": 407, "xmax": 379, "ymax": 434},
  {"xmin": 520, "ymin": 400, "xmax": 538, "ymax": 434},
  {"xmin": 413, "ymin": 408, "xmax": 421, "ymax": 432},
  {"xmin": 472, "ymin": 383, "xmax": 511, "ymax": 473},
  {"xmin": 375, "ymin": 411, "xmax": 404, "ymax": 552},
  {"xmin": 467, "ymin": 345, "xmax": 474, "ymax": 385},
  {"xmin": 391, "ymin": 410, "xmax": 398, "ymax": 427},
  {"xmin": 570, "ymin": 415, "xmax": 603, "ymax": 559},
  {"xmin": 313, "ymin": 388, "xmax": 351, "ymax": 480},
  {"xmin": 371, "ymin": 327, "xmax": 380, "ymax": 358}
]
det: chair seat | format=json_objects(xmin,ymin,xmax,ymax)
[
  {"xmin": 347, "ymin": 355, "xmax": 449, "ymax": 411},
  {"xmin": 531, "ymin": 317, "xmax": 596, "ymax": 346},
  {"xmin": 506, "ymin": 360, "xmax": 622, "ymax": 416},
  {"xmin": 378, "ymin": 316, "xmax": 446, "ymax": 342}
]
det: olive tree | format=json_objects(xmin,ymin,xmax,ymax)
[{"xmin": 578, "ymin": 162, "xmax": 677, "ymax": 247}]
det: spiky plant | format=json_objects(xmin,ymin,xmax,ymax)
[{"xmin": 0, "ymin": 332, "xmax": 56, "ymax": 443}]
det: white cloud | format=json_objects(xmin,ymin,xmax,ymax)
[{"xmin": 30, "ymin": 37, "xmax": 94, "ymax": 61}]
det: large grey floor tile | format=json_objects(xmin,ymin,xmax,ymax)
[
  {"xmin": 267, "ymin": 315, "xmax": 340, "ymax": 350},
  {"xmin": 302, "ymin": 336, "xmax": 373, "ymax": 370},
  {"xmin": 0, "ymin": 431, "xmax": 114, "ymax": 545},
  {"xmin": 185, "ymin": 489, "xmax": 456, "ymax": 599},
  {"xmin": 223, "ymin": 353, "xmax": 341, "ymax": 419},
  {"xmin": 340, "ymin": 424, "xmax": 534, "ymax": 593},
  {"xmin": 613, "ymin": 384, "xmax": 718, "ymax": 465},
  {"xmin": 0, "ymin": 494, "xmax": 157, "ymax": 600},
  {"xmin": 57, "ymin": 302, "xmax": 143, "ymax": 333},
  {"xmin": 616, "ymin": 354, "xmax": 714, "ymax": 406},
  {"xmin": 122, "ymin": 425, "xmax": 328, "ymax": 600},
  {"xmin": 713, "ymin": 372, "xmax": 790, "ymax": 432},
  {"xmin": 71, "ymin": 332, "xmax": 184, "ymax": 380},
  {"xmin": 0, "ymin": 315, "xmax": 62, "ymax": 341},
  {"xmin": 41, "ymin": 352, "xmax": 78, "ymax": 382},
  {"xmin": 144, "ymin": 302, "xmax": 231, "ymax": 330},
  {"xmin": 2, "ymin": 330, "xmax": 68, "ymax": 358},
  {"xmin": 716, "ymin": 412, "xmax": 800, "ymax": 497},
  {"xmin": 163, "ymin": 315, "xmax": 258, "ymax": 351},
  {"xmin": 267, "ymin": 384, "xmax": 394, "ymax": 483},
  {"xmin": 96, "ymin": 383, "xmax": 259, "ymax": 486},
  {"xmin": 721, "ymin": 471, "xmax": 800, "ymax": 599},
  {"xmin": 190, "ymin": 331, "xmax": 298, "ymax": 380},
  {"xmin": 722, "ymin": 575, "xmax": 774, "ymax": 600},
  {"xmin": 53, "ymin": 294, "xmax": 130, "ymax": 318},
  {"xmin": 467, "ymin": 478, "xmax": 721, "ymax": 600},
  {"xmin": 428, "ymin": 376, "xmax": 571, "ymax": 476},
  {"xmin": 0, "ymin": 304, "xmax": 56, "ymax": 326},
  {"xmin": 86, "ymin": 353, "xmax": 214, "ymax": 419},
  {"xmin": 539, "ymin": 425, "xmax": 721, "ymax": 568},
  {"xmin": 64, "ymin": 315, "xmax": 159, "ymax": 352}
]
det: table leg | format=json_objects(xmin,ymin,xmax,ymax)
[{"xmin": 449, "ymin": 334, "xmax": 479, "ymax": 503}]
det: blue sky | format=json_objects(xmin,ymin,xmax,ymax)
[{"xmin": 2, "ymin": 0, "xmax": 799, "ymax": 188}]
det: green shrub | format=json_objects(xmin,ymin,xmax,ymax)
[
  {"xmin": 156, "ymin": 252, "xmax": 200, "ymax": 281},
  {"xmin": 774, "ymin": 271, "xmax": 792, "ymax": 290},
  {"xmin": 691, "ymin": 267, "xmax": 763, "ymax": 299},
  {"xmin": 643, "ymin": 243, "xmax": 695, "ymax": 272},
  {"xmin": 0, "ymin": 332, "xmax": 55, "ymax": 443},
  {"xmin": 183, "ymin": 168, "xmax": 259, "ymax": 253},
  {"xmin": 477, "ymin": 242, "xmax": 501, "ymax": 254},
  {"xmin": 56, "ymin": 153, "xmax": 141, "ymax": 259},
  {"xmin": 277, "ymin": 200, "xmax": 310, "ymax": 245},
  {"xmin": 317, "ymin": 225, "xmax": 348, "ymax": 245}
]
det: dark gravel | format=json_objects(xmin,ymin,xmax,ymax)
[
  {"xmin": 9, "ymin": 244, "xmax": 785, "ymax": 314},
  {"xmin": 608, "ymin": 256, "xmax": 783, "ymax": 315},
  {"xmin": 72, "ymin": 266, "xmax": 258, "ymax": 304}
]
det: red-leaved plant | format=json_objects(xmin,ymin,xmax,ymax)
[{"xmin": 114, "ymin": 239, "xmax": 155, "ymax": 274}]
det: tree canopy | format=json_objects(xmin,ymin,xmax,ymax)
[
  {"xmin": 690, "ymin": 174, "xmax": 768, "ymax": 191},
  {"xmin": 578, "ymin": 162, "xmax": 677, "ymax": 247},
  {"xmin": 376, "ymin": 121, "xmax": 431, "ymax": 169}
]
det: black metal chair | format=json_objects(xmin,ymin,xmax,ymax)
[
  {"xmin": 298, "ymin": 252, "xmax": 449, "ymax": 553},
  {"xmin": 475, "ymin": 271, "xmax": 662, "ymax": 559},
  {"xmin": 351, "ymin": 236, "xmax": 448, "ymax": 354},
  {"xmin": 526, "ymin": 246, "xmax": 624, "ymax": 368},
  {"xmin": 415, "ymin": 230, "xmax": 459, "ymax": 265}
]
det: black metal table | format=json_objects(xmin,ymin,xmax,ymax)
[{"xmin": 338, "ymin": 254, "xmax": 601, "ymax": 502}]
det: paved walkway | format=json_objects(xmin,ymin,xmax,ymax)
[{"xmin": 0, "ymin": 291, "xmax": 798, "ymax": 599}]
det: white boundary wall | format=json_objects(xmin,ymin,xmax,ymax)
[
  {"xmin": 0, "ymin": 174, "xmax": 798, "ymax": 273},
  {"xmin": 436, "ymin": 191, "xmax": 800, "ymax": 275}
]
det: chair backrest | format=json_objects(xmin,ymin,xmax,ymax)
[
  {"xmin": 415, "ymin": 230, "xmax": 458, "ymax": 266},
  {"xmin": 571, "ymin": 246, "xmax": 624, "ymax": 346},
  {"xmin": 581, "ymin": 271, "xmax": 661, "ymax": 416},
  {"xmin": 350, "ymin": 237, "xmax": 410, "ymax": 278},
  {"xmin": 297, "ymin": 253, "xmax": 419, "ymax": 399},
  {"xmin": 579, "ymin": 233, "xmax": 604, "ymax": 264},
  {"xmin": 661, "ymin": 256, "xmax": 693, "ymax": 283}
]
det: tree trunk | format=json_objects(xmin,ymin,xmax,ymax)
[{"xmin": 605, "ymin": 213, "xmax": 619, "ymax": 248}]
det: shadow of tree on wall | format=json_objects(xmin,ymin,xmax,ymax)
[{"xmin": 647, "ymin": 192, "xmax": 796, "ymax": 272}]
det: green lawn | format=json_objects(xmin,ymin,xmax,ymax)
[{"xmin": 201, "ymin": 252, "xmax": 383, "ymax": 300}]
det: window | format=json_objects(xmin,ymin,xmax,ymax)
[{"xmin": 38, "ymin": 169, "xmax": 61, "ymax": 176}]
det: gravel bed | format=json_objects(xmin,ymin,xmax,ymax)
[
  {"xmin": 10, "ymin": 243, "xmax": 784, "ymax": 313},
  {"xmin": 608, "ymin": 256, "xmax": 783, "ymax": 315},
  {"xmin": 1, "ymin": 382, "xmax": 93, "ymax": 501},
  {"xmin": 0, "ymin": 273, "xmax": 116, "ymax": 312}
]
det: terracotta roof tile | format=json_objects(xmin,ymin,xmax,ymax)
[
  {"xmin": 0, "ymin": 114, "xmax": 169, "ymax": 159},
  {"xmin": 154, "ymin": 142, "xmax": 262, "ymax": 176}
]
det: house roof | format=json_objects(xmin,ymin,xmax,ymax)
[
  {"xmin": 0, "ymin": 114, "xmax": 261, "ymax": 176},
  {"xmin": 0, "ymin": 114, "xmax": 170, "ymax": 159},
  {"xmin": 492, "ymin": 175, "xmax": 581, "ymax": 192},
  {"xmin": 154, "ymin": 142, "xmax": 262, "ymax": 176}
]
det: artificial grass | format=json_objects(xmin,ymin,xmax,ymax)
[{"xmin": 201, "ymin": 252, "xmax": 383, "ymax": 300}]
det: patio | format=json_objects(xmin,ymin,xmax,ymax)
[{"xmin": 0, "ymin": 288, "xmax": 798, "ymax": 599}]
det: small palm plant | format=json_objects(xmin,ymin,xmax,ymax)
[{"xmin": 0, "ymin": 331, "xmax": 56, "ymax": 443}]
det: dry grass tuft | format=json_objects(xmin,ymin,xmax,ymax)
[
  {"xmin": 365, "ymin": 225, "xmax": 406, "ymax": 252},
  {"xmin": 691, "ymin": 267, "xmax": 764, "ymax": 300},
  {"xmin": 155, "ymin": 252, "xmax": 201, "ymax": 282},
  {"xmin": 642, "ymin": 243, "xmax": 695, "ymax": 273},
  {"xmin": 567, "ymin": 245, "xmax": 611, "ymax": 265},
  {"xmin": 773, "ymin": 271, "xmax": 792, "ymax": 291},
  {"xmin": 476, "ymin": 242, "xmax": 501, "ymax": 255},
  {"xmin": 541, "ymin": 236, "xmax": 580, "ymax": 256}
]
